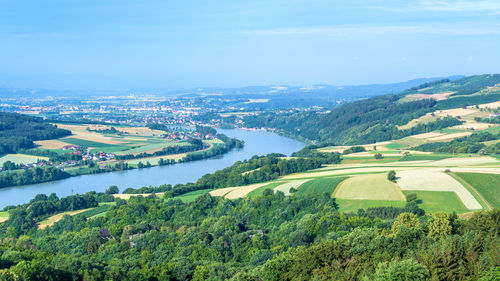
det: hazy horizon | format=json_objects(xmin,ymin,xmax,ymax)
[{"xmin": 1, "ymin": 0, "xmax": 499, "ymax": 90}]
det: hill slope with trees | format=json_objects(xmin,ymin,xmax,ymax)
[
  {"xmin": 0, "ymin": 112, "xmax": 71, "ymax": 154},
  {"xmin": 230, "ymin": 74, "xmax": 500, "ymax": 145}
]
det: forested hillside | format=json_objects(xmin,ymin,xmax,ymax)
[
  {"xmin": 0, "ymin": 112, "xmax": 71, "ymax": 153},
  {"xmin": 230, "ymin": 74, "xmax": 500, "ymax": 144},
  {"xmin": 0, "ymin": 190, "xmax": 497, "ymax": 280}
]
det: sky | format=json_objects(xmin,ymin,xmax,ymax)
[{"xmin": 0, "ymin": 0, "xmax": 499, "ymax": 90}]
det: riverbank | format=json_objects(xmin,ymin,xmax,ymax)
[
  {"xmin": 0, "ymin": 129, "xmax": 304, "ymax": 208},
  {"xmin": 0, "ymin": 134, "xmax": 243, "ymax": 189}
]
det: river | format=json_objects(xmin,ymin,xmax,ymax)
[{"xmin": 0, "ymin": 129, "xmax": 304, "ymax": 208}]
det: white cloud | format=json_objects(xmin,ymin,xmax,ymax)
[{"xmin": 465, "ymin": 56, "xmax": 473, "ymax": 61}]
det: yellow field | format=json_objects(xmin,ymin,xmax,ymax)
[
  {"xmin": 124, "ymin": 153, "xmax": 186, "ymax": 165},
  {"xmin": 224, "ymin": 183, "xmax": 270, "ymax": 199},
  {"xmin": 282, "ymin": 166, "xmax": 414, "ymax": 180},
  {"xmin": 473, "ymin": 100, "xmax": 500, "ymax": 109},
  {"xmin": 333, "ymin": 174, "xmax": 405, "ymax": 201},
  {"xmin": 38, "ymin": 208, "xmax": 93, "ymax": 229},
  {"xmin": 34, "ymin": 139, "xmax": 71, "ymax": 149},
  {"xmin": 426, "ymin": 132, "xmax": 472, "ymax": 142}
]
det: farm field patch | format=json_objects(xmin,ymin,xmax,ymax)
[
  {"xmin": 295, "ymin": 177, "xmax": 348, "ymax": 197},
  {"xmin": 175, "ymin": 189, "xmax": 211, "ymax": 203},
  {"xmin": 396, "ymin": 169, "xmax": 482, "ymax": 209},
  {"xmin": 247, "ymin": 182, "xmax": 287, "ymax": 197},
  {"xmin": 282, "ymin": 166, "xmax": 414, "ymax": 180},
  {"xmin": 333, "ymin": 173, "xmax": 405, "ymax": 201},
  {"xmin": 453, "ymin": 172, "xmax": 500, "ymax": 208},
  {"xmin": 402, "ymin": 191, "xmax": 469, "ymax": 214},
  {"xmin": 0, "ymin": 154, "xmax": 49, "ymax": 165},
  {"xmin": 61, "ymin": 137, "xmax": 117, "ymax": 147},
  {"xmin": 38, "ymin": 208, "xmax": 94, "ymax": 229},
  {"xmin": 225, "ymin": 183, "xmax": 270, "ymax": 199}
]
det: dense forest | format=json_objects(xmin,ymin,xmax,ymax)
[
  {"xmin": 0, "ymin": 188, "xmax": 497, "ymax": 280},
  {"xmin": 0, "ymin": 112, "xmax": 71, "ymax": 153},
  {"xmin": 0, "ymin": 166, "xmax": 70, "ymax": 188}
]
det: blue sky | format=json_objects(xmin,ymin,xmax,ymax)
[{"xmin": 0, "ymin": 0, "xmax": 499, "ymax": 90}]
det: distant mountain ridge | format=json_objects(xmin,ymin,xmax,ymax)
[{"xmin": 0, "ymin": 76, "xmax": 464, "ymax": 100}]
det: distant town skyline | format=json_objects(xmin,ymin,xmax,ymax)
[{"xmin": 1, "ymin": 0, "xmax": 499, "ymax": 90}]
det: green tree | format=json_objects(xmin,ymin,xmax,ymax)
[
  {"xmin": 374, "ymin": 259, "xmax": 427, "ymax": 281},
  {"xmin": 428, "ymin": 212, "xmax": 452, "ymax": 241},
  {"xmin": 106, "ymin": 185, "xmax": 119, "ymax": 194},
  {"xmin": 387, "ymin": 170, "xmax": 396, "ymax": 182}
]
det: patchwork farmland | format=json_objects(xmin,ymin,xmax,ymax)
[{"xmin": 200, "ymin": 153, "xmax": 500, "ymax": 215}]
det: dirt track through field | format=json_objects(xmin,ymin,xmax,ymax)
[{"xmin": 396, "ymin": 169, "xmax": 482, "ymax": 210}]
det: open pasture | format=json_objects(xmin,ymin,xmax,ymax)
[
  {"xmin": 0, "ymin": 154, "xmax": 49, "ymax": 165},
  {"xmin": 453, "ymin": 172, "xmax": 500, "ymax": 208},
  {"xmin": 333, "ymin": 173, "xmax": 405, "ymax": 201},
  {"xmin": 175, "ymin": 189, "xmax": 211, "ymax": 203},
  {"xmin": 247, "ymin": 182, "xmax": 286, "ymax": 197},
  {"xmin": 295, "ymin": 177, "xmax": 347, "ymax": 197},
  {"xmin": 402, "ymin": 191, "xmax": 469, "ymax": 214},
  {"xmin": 396, "ymin": 169, "xmax": 482, "ymax": 210}
]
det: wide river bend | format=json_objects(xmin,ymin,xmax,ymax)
[{"xmin": 0, "ymin": 129, "xmax": 304, "ymax": 208}]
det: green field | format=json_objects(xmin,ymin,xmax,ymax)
[
  {"xmin": 295, "ymin": 177, "xmax": 347, "ymax": 197},
  {"xmin": 336, "ymin": 199, "xmax": 406, "ymax": 213},
  {"xmin": 89, "ymin": 146, "xmax": 132, "ymax": 153},
  {"xmin": 114, "ymin": 141, "xmax": 189, "ymax": 155},
  {"xmin": 384, "ymin": 142, "xmax": 406, "ymax": 149},
  {"xmin": 0, "ymin": 153, "xmax": 50, "ymax": 165},
  {"xmin": 61, "ymin": 138, "xmax": 116, "ymax": 147},
  {"xmin": 333, "ymin": 173, "xmax": 405, "ymax": 201},
  {"xmin": 247, "ymin": 182, "xmax": 285, "ymax": 197},
  {"xmin": 453, "ymin": 172, "xmax": 500, "ymax": 208},
  {"xmin": 175, "ymin": 189, "xmax": 211, "ymax": 203},
  {"xmin": 398, "ymin": 154, "xmax": 452, "ymax": 162},
  {"xmin": 0, "ymin": 211, "xmax": 8, "ymax": 218},
  {"xmin": 341, "ymin": 156, "xmax": 401, "ymax": 164},
  {"xmin": 402, "ymin": 191, "xmax": 469, "ymax": 214}
]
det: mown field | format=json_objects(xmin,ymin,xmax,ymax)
[
  {"xmin": 205, "ymin": 151, "xmax": 500, "ymax": 214},
  {"xmin": 0, "ymin": 154, "xmax": 50, "ymax": 165},
  {"xmin": 453, "ymin": 172, "xmax": 500, "ymax": 208}
]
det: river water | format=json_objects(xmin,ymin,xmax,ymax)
[{"xmin": 0, "ymin": 129, "xmax": 304, "ymax": 208}]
